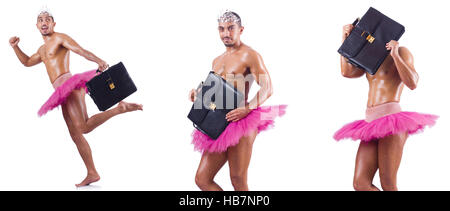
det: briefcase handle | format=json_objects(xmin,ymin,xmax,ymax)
[
  {"xmin": 94, "ymin": 67, "xmax": 116, "ymax": 91},
  {"xmin": 96, "ymin": 64, "xmax": 111, "ymax": 74},
  {"xmin": 352, "ymin": 18, "xmax": 360, "ymax": 26},
  {"xmin": 96, "ymin": 68, "xmax": 107, "ymax": 74}
]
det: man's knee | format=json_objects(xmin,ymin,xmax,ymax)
[
  {"xmin": 195, "ymin": 173, "xmax": 212, "ymax": 189},
  {"xmin": 353, "ymin": 178, "xmax": 373, "ymax": 191},
  {"xmin": 230, "ymin": 174, "xmax": 246, "ymax": 188},
  {"xmin": 380, "ymin": 176, "xmax": 397, "ymax": 191},
  {"xmin": 73, "ymin": 122, "xmax": 90, "ymax": 134}
]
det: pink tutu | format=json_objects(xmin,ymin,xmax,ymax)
[
  {"xmin": 334, "ymin": 102, "xmax": 438, "ymax": 142},
  {"xmin": 38, "ymin": 70, "xmax": 97, "ymax": 116},
  {"xmin": 192, "ymin": 105, "xmax": 287, "ymax": 153}
]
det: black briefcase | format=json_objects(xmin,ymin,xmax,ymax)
[
  {"xmin": 187, "ymin": 72, "xmax": 244, "ymax": 140},
  {"xmin": 338, "ymin": 7, "xmax": 405, "ymax": 75},
  {"xmin": 86, "ymin": 62, "xmax": 137, "ymax": 111}
]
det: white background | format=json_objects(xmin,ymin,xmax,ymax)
[{"xmin": 0, "ymin": 0, "xmax": 448, "ymax": 190}]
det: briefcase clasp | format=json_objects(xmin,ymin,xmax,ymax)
[
  {"xmin": 366, "ymin": 35, "xmax": 375, "ymax": 43},
  {"xmin": 106, "ymin": 77, "xmax": 116, "ymax": 90},
  {"xmin": 208, "ymin": 102, "xmax": 217, "ymax": 111},
  {"xmin": 361, "ymin": 31, "xmax": 375, "ymax": 44},
  {"xmin": 109, "ymin": 82, "xmax": 115, "ymax": 90}
]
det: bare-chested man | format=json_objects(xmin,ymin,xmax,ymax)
[
  {"xmin": 188, "ymin": 11, "xmax": 286, "ymax": 191},
  {"xmin": 9, "ymin": 9, "xmax": 143, "ymax": 187},
  {"xmin": 334, "ymin": 23, "xmax": 438, "ymax": 191}
]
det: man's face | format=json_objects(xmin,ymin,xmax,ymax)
[
  {"xmin": 218, "ymin": 22, "xmax": 243, "ymax": 47},
  {"xmin": 36, "ymin": 13, "xmax": 55, "ymax": 36}
]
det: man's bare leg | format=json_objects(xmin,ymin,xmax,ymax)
[
  {"xmin": 65, "ymin": 89, "xmax": 143, "ymax": 135},
  {"xmin": 63, "ymin": 89, "xmax": 142, "ymax": 187},
  {"xmin": 353, "ymin": 141, "xmax": 380, "ymax": 191},
  {"xmin": 378, "ymin": 133, "xmax": 407, "ymax": 191},
  {"xmin": 195, "ymin": 151, "xmax": 227, "ymax": 191},
  {"xmin": 227, "ymin": 130, "xmax": 257, "ymax": 191},
  {"xmin": 62, "ymin": 104, "xmax": 100, "ymax": 187}
]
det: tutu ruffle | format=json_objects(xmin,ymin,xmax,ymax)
[
  {"xmin": 192, "ymin": 105, "xmax": 287, "ymax": 153},
  {"xmin": 38, "ymin": 70, "xmax": 97, "ymax": 116},
  {"xmin": 334, "ymin": 111, "xmax": 438, "ymax": 142}
]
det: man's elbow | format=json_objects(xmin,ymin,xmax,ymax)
[
  {"xmin": 341, "ymin": 71, "xmax": 354, "ymax": 78},
  {"xmin": 408, "ymin": 79, "xmax": 419, "ymax": 90},
  {"xmin": 407, "ymin": 84, "xmax": 417, "ymax": 90},
  {"xmin": 266, "ymin": 87, "xmax": 273, "ymax": 98},
  {"xmin": 22, "ymin": 61, "xmax": 31, "ymax": 67}
]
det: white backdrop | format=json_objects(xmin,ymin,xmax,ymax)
[{"xmin": 0, "ymin": 0, "xmax": 448, "ymax": 190}]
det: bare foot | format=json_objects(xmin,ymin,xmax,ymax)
[
  {"xmin": 117, "ymin": 101, "xmax": 143, "ymax": 113},
  {"xmin": 75, "ymin": 174, "xmax": 101, "ymax": 187}
]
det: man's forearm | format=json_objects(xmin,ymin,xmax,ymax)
[
  {"xmin": 248, "ymin": 90, "xmax": 271, "ymax": 110},
  {"xmin": 80, "ymin": 49, "xmax": 102, "ymax": 64},
  {"xmin": 392, "ymin": 52, "xmax": 418, "ymax": 89},
  {"xmin": 12, "ymin": 46, "xmax": 31, "ymax": 65},
  {"xmin": 247, "ymin": 79, "xmax": 272, "ymax": 109}
]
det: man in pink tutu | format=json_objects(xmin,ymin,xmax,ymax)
[
  {"xmin": 334, "ymin": 23, "xmax": 438, "ymax": 191},
  {"xmin": 9, "ymin": 8, "xmax": 143, "ymax": 187},
  {"xmin": 188, "ymin": 11, "xmax": 286, "ymax": 191}
]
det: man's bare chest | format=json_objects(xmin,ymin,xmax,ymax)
[
  {"xmin": 39, "ymin": 42, "xmax": 65, "ymax": 61},
  {"xmin": 213, "ymin": 57, "xmax": 249, "ymax": 77},
  {"xmin": 367, "ymin": 56, "xmax": 399, "ymax": 82}
]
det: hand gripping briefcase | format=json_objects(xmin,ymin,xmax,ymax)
[
  {"xmin": 187, "ymin": 71, "xmax": 244, "ymax": 140},
  {"xmin": 86, "ymin": 62, "xmax": 137, "ymax": 111},
  {"xmin": 338, "ymin": 7, "xmax": 405, "ymax": 75}
]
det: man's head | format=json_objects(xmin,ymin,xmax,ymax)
[
  {"xmin": 217, "ymin": 11, "xmax": 244, "ymax": 47},
  {"xmin": 36, "ymin": 8, "xmax": 55, "ymax": 36}
]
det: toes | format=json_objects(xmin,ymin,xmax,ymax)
[
  {"xmin": 117, "ymin": 102, "xmax": 142, "ymax": 111},
  {"xmin": 130, "ymin": 103, "xmax": 142, "ymax": 110}
]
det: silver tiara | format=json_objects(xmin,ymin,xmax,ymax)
[
  {"xmin": 217, "ymin": 10, "xmax": 240, "ymax": 24},
  {"xmin": 37, "ymin": 5, "xmax": 53, "ymax": 18}
]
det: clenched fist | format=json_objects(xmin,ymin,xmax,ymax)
[{"xmin": 9, "ymin": 36, "xmax": 20, "ymax": 48}]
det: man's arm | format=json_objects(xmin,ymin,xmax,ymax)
[
  {"xmin": 340, "ymin": 24, "xmax": 365, "ymax": 78},
  {"xmin": 340, "ymin": 56, "xmax": 365, "ymax": 78},
  {"xmin": 59, "ymin": 33, "xmax": 108, "ymax": 71},
  {"xmin": 387, "ymin": 42, "xmax": 418, "ymax": 90},
  {"xmin": 9, "ymin": 36, "xmax": 42, "ymax": 67},
  {"xmin": 225, "ymin": 50, "xmax": 273, "ymax": 122},
  {"xmin": 226, "ymin": 50, "xmax": 273, "ymax": 122},
  {"xmin": 246, "ymin": 51, "xmax": 273, "ymax": 109}
]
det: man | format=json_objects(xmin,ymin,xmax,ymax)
[
  {"xmin": 334, "ymin": 23, "xmax": 438, "ymax": 191},
  {"xmin": 188, "ymin": 11, "xmax": 286, "ymax": 191},
  {"xmin": 9, "ymin": 8, "xmax": 143, "ymax": 187}
]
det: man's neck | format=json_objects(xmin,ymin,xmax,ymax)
[
  {"xmin": 225, "ymin": 40, "xmax": 242, "ymax": 53},
  {"xmin": 42, "ymin": 32, "xmax": 54, "ymax": 42}
]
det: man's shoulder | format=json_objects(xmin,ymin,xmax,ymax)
[
  {"xmin": 53, "ymin": 32, "xmax": 71, "ymax": 40},
  {"xmin": 241, "ymin": 44, "xmax": 258, "ymax": 54},
  {"xmin": 241, "ymin": 44, "xmax": 262, "ymax": 61},
  {"xmin": 37, "ymin": 44, "xmax": 45, "ymax": 53},
  {"xmin": 398, "ymin": 46, "xmax": 413, "ymax": 62},
  {"xmin": 212, "ymin": 54, "xmax": 223, "ymax": 64},
  {"xmin": 398, "ymin": 46, "xmax": 411, "ymax": 54}
]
